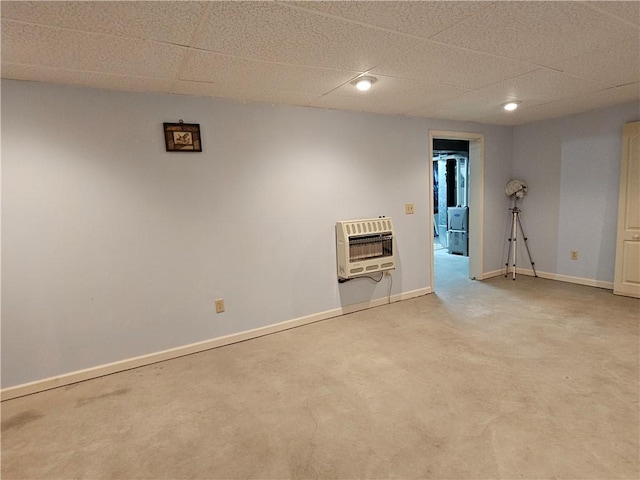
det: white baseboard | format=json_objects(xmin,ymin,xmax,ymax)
[
  {"xmin": 514, "ymin": 268, "xmax": 614, "ymax": 290},
  {"xmin": 5, "ymin": 271, "xmax": 611, "ymax": 400},
  {"xmin": 1, "ymin": 287, "xmax": 430, "ymax": 401},
  {"xmin": 480, "ymin": 269, "xmax": 504, "ymax": 280},
  {"xmin": 481, "ymin": 267, "xmax": 613, "ymax": 290}
]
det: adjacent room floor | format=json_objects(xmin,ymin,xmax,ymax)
[
  {"xmin": 2, "ymin": 272, "xmax": 639, "ymax": 479},
  {"xmin": 434, "ymin": 245, "xmax": 470, "ymax": 292}
]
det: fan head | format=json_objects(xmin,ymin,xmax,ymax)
[{"xmin": 505, "ymin": 179, "xmax": 528, "ymax": 198}]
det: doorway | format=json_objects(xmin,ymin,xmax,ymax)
[
  {"xmin": 433, "ymin": 142, "xmax": 470, "ymax": 287},
  {"xmin": 429, "ymin": 131, "xmax": 485, "ymax": 291}
]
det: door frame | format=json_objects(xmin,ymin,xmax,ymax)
[{"xmin": 429, "ymin": 130, "xmax": 485, "ymax": 288}]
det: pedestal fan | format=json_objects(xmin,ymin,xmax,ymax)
[{"xmin": 504, "ymin": 179, "xmax": 537, "ymax": 280}]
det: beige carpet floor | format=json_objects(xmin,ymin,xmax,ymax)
[{"xmin": 2, "ymin": 270, "xmax": 639, "ymax": 479}]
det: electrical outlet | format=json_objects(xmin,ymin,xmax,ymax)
[
  {"xmin": 405, "ymin": 203, "xmax": 415, "ymax": 215},
  {"xmin": 570, "ymin": 251, "xmax": 578, "ymax": 260},
  {"xmin": 215, "ymin": 298, "xmax": 225, "ymax": 313}
]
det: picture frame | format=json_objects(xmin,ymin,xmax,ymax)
[{"xmin": 163, "ymin": 121, "xmax": 202, "ymax": 152}]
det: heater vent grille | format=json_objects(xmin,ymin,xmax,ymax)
[
  {"xmin": 345, "ymin": 219, "xmax": 392, "ymax": 236},
  {"xmin": 336, "ymin": 218, "xmax": 396, "ymax": 280}
]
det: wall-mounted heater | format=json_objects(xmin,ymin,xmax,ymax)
[{"xmin": 336, "ymin": 217, "xmax": 396, "ymax": 280}]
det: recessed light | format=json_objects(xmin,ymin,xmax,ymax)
[
  {"xmin": 353, "ymin": 76, "xmax": 377, "ymax": 92},
  {"xmin": 503, "ymin": 101, "xmax": 520, "ymax": 111}
]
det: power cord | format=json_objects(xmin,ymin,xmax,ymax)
[
  {"xmin": 368, "ymin": 272, "xmax": 384, "ymax": 283},
  {"xmin": 338, "ymin": 271, "xmax": 393, "ymax": 304}
]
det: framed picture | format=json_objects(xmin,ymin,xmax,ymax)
[{"xmin": 163, "ymin": 122, "xmax": 202, "ymax": 152}]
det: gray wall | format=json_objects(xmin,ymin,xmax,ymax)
[
  {"xmin": 512, "ymin": 103, "xmax": 639, "ymax": 281},
  {"xmin": 1, "ymin": 80, "xmax": 513, "ymax": 387}
]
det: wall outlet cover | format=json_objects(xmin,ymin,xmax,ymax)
[{"xmin": 215, "ymin": 299, "xmax": 225, "ymax": 313}]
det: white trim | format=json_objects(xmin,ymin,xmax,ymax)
[
  {"xmin": 394, "ymin": 287, "xmax": 432, "ymax": 301},
  {"xmin": 482, "ymin": 267, "xmax": 613, "ymax": 289},
  {"xmin": 480, "ymin": 269, "xmax": 505, "ymax": 280},
  {"xmin": 512, "ymin": 268, "xmax": 614, "ymax": 290},
  {"xmin": 429, "ymin": 147, "xmax": 436, "ymax": 294},
  {"xmin": 342, "ymin": 287, "xmax": 431, "ymax": 313},
  {"xmin": 1, "ymin": 288, "xmax": 430, "ymax": 401}
]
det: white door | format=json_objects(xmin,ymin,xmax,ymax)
[{"xmin": 614, "ymin": 121, "xmax": 640, "ymax": 298}]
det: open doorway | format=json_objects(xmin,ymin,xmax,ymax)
[
  {"xmin": 433, "ymin": 140, "xmax": 470, "ymax": 288},
  {"xmin": 429, "ymin": 131, "xmax": 485, "ymax": 292},
  {"xmin": 433, "ymin": 140, "xmax": 469, "ymax": 251}
]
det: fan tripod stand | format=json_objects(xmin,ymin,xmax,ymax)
[{"xmin": 504, "ymin": 200, "xmax": 537, "ymax": 280}]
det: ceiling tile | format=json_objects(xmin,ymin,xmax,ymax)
[
  {"xmin": 1, "ymin": 63, "xmax": 175, "ymax": 93},
  {"xmin": 432, "ymin": 1, "xmax": 638, "ymax": 69},
  {"xmin": 587, "ymin": 1, "xmax": 640, "ymax": 27},
  {"xmin": 479, "ymin": 82, "xmax": 640, "ymax": 126},
  {"xmin": 473, "ymin": 69, "xmax": 612, "ymax": 104},
  {"xmin": 1, "ymin": 20, "xmax": 187, "ymax": 79},
  {"xmin": 0, "ymin": 1, "xmax": 636, "ymax": 126},
  {"xmin": 172, "ymin": 80, "xmax": 321, "ymax": 106},
  {"xmin": 193, "ymin": 1, "xmax": 417, "ymax": 71},
  {"xmin": 549, "ymin": 38, "xmax": 640, "ymax": 87},
  {"xmin": 179, "ymin": 49, "xmax": 357, "ymax": 95},
  {"xmin": 405, "ymin": 88, "xmax": 546, "ymax": 123},
  {"xmin": 310, "ymin": 75, "xmax": 467, "ymax": 116},
  {"xmin": 371, "ymin": 40, "xmax": 536, "ymax": 90},
  {"xmin": 291, "ymin": 1, "xmax": 491, "ymax": 39},
  {"xmin": 515, "ymin": 82, "xmax": 640, "ymax": 123},
  {"xmin": 0, "ymin": 1, "xmax": 208, "ymax": 45}
]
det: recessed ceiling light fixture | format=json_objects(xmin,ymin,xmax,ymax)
[
  {"xmin": 503, "ymin": 101, "xmax": 520, "ymax": 112},
  {"xmin": 353, "ymin": 76, "xmax": 377, "ymax": 92}
]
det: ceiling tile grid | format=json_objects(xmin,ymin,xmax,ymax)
[
  {"xmin": 471, "ymin": 68, "xmax": 613, "ymax": 104},
  {"xmin": 369, "ymin": 39, "xmax": 537, "ymax": 91},
  {"xmin": 311, "ymin": 74, "xmax": 469, "ymax": 116},
  {"xmin": 192, "ymin": 1, "xmax": 419, "ymax": 71},
  {"xmin": 586, "ymin": 1, "xmax": 640, "ymax": 28},
  {"xmin": 1, "ymin": 20, "xmax": 188, "ymax": 79},
  {"xmin": 1, "ymin": 63, "xmax": 176, "ymax": 94},
  {"xmin": 405, "ymin": 87, "xmax": 548, "ymax": 122},
  {"xmin": 481, "ymin": 82, "xmax": 640, "ymax": 126},
  {"xmin": 0, "ymin": 1, "xmax": 638, "ymax": 126},
  {"xmin": 545, "ymin": 37, "xmax": 640, "ymax": 87},
  {"xmin": 288, "ymin": 0, "xmax": 493, "ymax": 39},
  {"xmin": 0, "ymin": 1, "xmax": 208, "ymax": 45},
  {"xmin": 177, "ymin": 49, "xmax": 358, "ymax": 98},
  {"xmin": 431, "ymin": 1, "xmax": 638, "ymax": 70},
  {"xmin": 172, "ymin": 79, "xmax": 322, "ymax": 107}
]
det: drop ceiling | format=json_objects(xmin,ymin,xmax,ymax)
[{"xmin": 1, "ymin": 1, "xmax": 638, "ymax": 125}]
